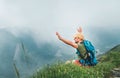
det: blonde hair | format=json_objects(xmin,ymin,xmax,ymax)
[{"xmin": 73, "ymin": 33, "xmax": 84, "ymax": 40}]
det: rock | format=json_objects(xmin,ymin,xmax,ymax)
[
  {"xmin": 113, "ymin": 68, "xmax": 120, "ymax": 72},
  {"xmin": 65, "ymin": 60, "xmax": 72, "ymax": 64},
  {"xmin": 110, "ymin": 67, "xmax": 120, "ymax": 78}
]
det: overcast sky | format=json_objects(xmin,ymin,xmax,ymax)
[
  {"xmin": 0, "ymin": 0, "xmax": 120, "ymax": 53},
  {"xmin": 0, "ymin": 0, "xmax": 120, "ymax": 77}
]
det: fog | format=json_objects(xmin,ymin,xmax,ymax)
[{"xmin": 0, "ymin": 0, "xmax": 120, "ymax": 78}]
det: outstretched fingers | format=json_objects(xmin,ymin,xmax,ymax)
[
  {"xmin": 56, "ymin": 32, "xmax": 59, "ymax": 35},
  {"xmin": 77, "ymin": 27, "xmax": 82, "ymax": 33},
  {"xmin": 56, "ymin": 32, "xmax": 62, "ymax": 40}
]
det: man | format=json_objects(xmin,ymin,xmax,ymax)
[{"xmin": 56, "ymin": 26, "xmax": 98, "ymax": 66}]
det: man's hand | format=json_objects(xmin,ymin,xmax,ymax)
[
  {"xmin": 56, "ymin": 32, "xmax": 62, "ymax": 40},
  {"xmin": 56, "ymin": 32, "xmax": 78, "ymax": 48},
  {"xmin": 77, "ymin": 27, "xmax": 82, "ymax": 33}
]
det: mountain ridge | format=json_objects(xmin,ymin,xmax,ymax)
[
  {"xmin": 108, "ymin": 44, "xmax": 120, "ymax": 52},
  {"xmin": 30, "ymin": 44, "xmax": 120, "ymax": 78}
]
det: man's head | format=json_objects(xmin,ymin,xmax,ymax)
[{"xmin": 74, "ymin": 33, "xmax": 84, "ymax": 43}]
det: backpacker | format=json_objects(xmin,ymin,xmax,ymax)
[{"xmin": 76, "ymin": 40, "xmax": 98, "ymax": 66}]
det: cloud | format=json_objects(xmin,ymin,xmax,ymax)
[
  {"xmin": 0, "ymin": 0, "xmax": 120, "ymax": 53},
  {"xmin": 0, "ymin": 0, "xmax": 120, "ymax": 54},
  {"xmin": 0, "ymin": 28, "xmax": 75, "ymax": 78},
  {"xmin": 0, "ymin": 0, "xmax": 120, "ymax": 77}
]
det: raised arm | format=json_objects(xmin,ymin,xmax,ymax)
[
  {"xmin": 77, "ymin": 27, "xmax": 82, "ymax": 33},
  {"xmin": 56, "ymin": 32, "xmax": 78, "ymax": 48}
]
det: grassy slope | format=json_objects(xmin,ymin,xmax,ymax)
[{"xmin": 30, "ymin": 45, "xmax": 120, "ymax": 78}]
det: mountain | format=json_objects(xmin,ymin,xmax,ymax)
[
  {"xmin": 0, "ymin": 30, "xmax": 56, "ymax": 78},
  {"xmin": 107, "ymin": 44, "xmax": 120, "ymax": 52},
  {"xmin": 31, "ymin": 44, "xmax": 120, "ymax": 78},
  {"xmin": 97, "ymin": 44, "xmax": 120, "ymax": 60},
  {"xmin": 0, "ymin": 30, "xmax": 18, "ymax": 78},
  {"xmin": 98, "ymin": 44, "xmax": 120, "ymax": 64},
  {"xmin": 0, "ymin": 29, "xmax": 73, "ymax": 78},
  {"xmin": 0, "ymin": 28, "xmax": 120, "ymax": 78}
]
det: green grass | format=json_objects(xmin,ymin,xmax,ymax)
[
  {"xmin": 30, "ymin": 50, "xmax": 120, "ymax": 78},
  {"xmin": 31, "ymin": 62, "xmax": 115, "ymax": 78}
]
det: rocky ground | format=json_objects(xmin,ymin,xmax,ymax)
[{"xmin": 110, "ymin": 67, "xmax": 120, "ymax": 78}]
